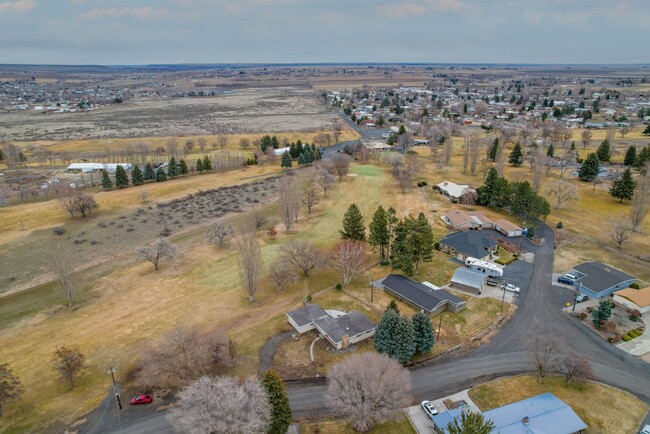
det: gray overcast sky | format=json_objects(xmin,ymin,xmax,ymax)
[{"xmin": 0, "ymin": 0, "xmax": 648, "ymax": 65}]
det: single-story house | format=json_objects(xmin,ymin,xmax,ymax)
[
  {"xmin": 66, "ymin": 163, "xmax": 104, "ymax": 173},
  {"xmin": 450, "ymin": 268, "xmax": 487, "ymax": 293},
  {"xmin": 286, "ymin": 304, "xmax": 376, "ymax": 350},
  {"xmin": 570, "ymin": 262, "xmax": 637, "ymax": 299},
  {"xmin": 441, "ymin": 210, "xmax": 495, "ymax": 231},
  {"xmin": 432, "ymin": 393, "xmax": 587, "ymax": 434},
  {"xmin": 374, "ymin": 274, "xmax": 465, "ymax": 315},
  {"xmin": 439, "ymin": 231, "xmax": 498, "ymax": 262},
  {"xmin": 436, "ymin": 181, "xmax": 474, "ymax": 201},
  {"xmin": 494, "ymin": 219, "xmax": 523, "ymax": 237},
  {"xmin": 613, "ymin": 287, "xmax": 650, "ymax": 314}
]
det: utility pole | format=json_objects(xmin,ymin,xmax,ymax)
[
  {"xmin": 500, "ymin": 285, "xmax": 506, "ymax": 314},
  {"xmin": 109, "ymin": 367, "xmax": 122, "ymax": 410},
  {"xmin": 370, "ymin": 276, "xmax": 374, "ymax": 303},
  {"xmin": 436, "ymin": 312, "xmax": 444, "ymax": 346},
  {"xmin": 572, "ymin": 282, "xmax": 581, "ymax": 312}
]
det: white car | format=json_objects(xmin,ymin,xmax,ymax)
[
  {"xmin": 640, "ymin": 424, "xmax": 650, "ymax": 434},
  {"xmin": 500, "ymin": 283, "xmax": 521, "ymax": 294},
  {"xmin": 420, "ymin": 400, "xmax": 438, "ymax": 419}
]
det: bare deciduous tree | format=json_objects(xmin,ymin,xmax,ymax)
[
  {"xmin": 315, "ymin": 164, "xmax": 336, "ymax": 197},
  {"xmin": 546, "ymin": 180, "xmax": 578, "ymax": 209},
  {"xmin": 60, "ymin": 189, "xmax": 99, "ymax": 218},
  {"xmin": 301, "ymin": 184, "xmax": 320, "ymax": 214},
  {"xmin": 52, "ymin": 345, "xmax": 86, "ymax": 388},
  {"xmin": 139, "ymin": 189, "xmax": 150, "ymax": 204},
  {"xmin": 169, "ymin": 376, "xmax": 271, "ymax": 434},
  {"xmin": 0, "ymin": 364, "xmax": 23, "ymax": 417},
  {"xmin": 630, "ymin": 170, "xmax": 650, "ymax": 232},
  {"xmin": 326, "ymin": 352, "xmax": 412, "ymax": 432},
  {"xmin": 51, "ymin": 241, "xmax": 78, "ymax": 309},
  {"xmin": 609, "ymin": 214, "xmax": 633, "ymax": 249},
  {"xmin": 198, "ymin": 137, "xmax": 207, "ymax": 152},
  {"xmin": 331, "ymin": 153, "xmax": 352, "ymax": 181},
  {"xmin": 280, "ymin": 240, "xmax": 321, "ymax": 277},
  {"xmin": 235, "ymin": 218, "xmax": 263, "ymax": 303},
  {"xmin": 268, "ymin": 259, "xmax": 297, "ymax": 290},
  {"xmin": 136, "ymin": 238, "xmax": 179, "ymax": 271},
  {"xmin": 332, "ymin": 121, "xmax": 343, "ymax": 143},
  {"xmin": 136, "ymin": 326, "xmax": 229, "ymax": 389},
  {"xmin": 461, "ymin": 188, "xmax": 478, "ymax": 210},
  {"xmin": 530, "ymin": 146, "xmax": 546, "ymax": 194},
  {"xmin": 581, "ymin": 129, "xmax": 592, "ymax": 149},
  {"xmin": 279, "ymin": 178, "xmax": 300, "ymax": 234},
  {"xmin": 562, "ymin": 353, "xmax": 594, "ymax": 385},
  {"xmin": 239, "ymin": 138, "xmax": 251, "ymax": 151},
  {"xmin": 208, "ymin": 221, "xmax": 234, "ymax": 248},
  {"xmin": 331, "ymin": 240, "xmax": 369, "ymax": 287},
  {"xmin": 217, "ymin": 134, "xmax": 228, "ymax": 151},
  {"xmin": 530, "ymin": 336, "xmax": 563, "ymax": 383}
]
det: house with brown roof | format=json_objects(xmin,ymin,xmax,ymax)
[
  {"xmin": 441, "ymin": 210, "xmax": 494, "ymax": 230},
  {"xmin": 613, "ymin": 287, "xmax": 650, "ymax": 314},
  {"xmin": 494, "ymin": 218, "xmax": 523, "ymax": 237}
]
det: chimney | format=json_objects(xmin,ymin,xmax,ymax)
[{"xmin": 522, "ymin": 416, "xmax": 529, "ymax": 424}]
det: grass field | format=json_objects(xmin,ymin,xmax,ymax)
[
  {"xmin": 299, "ymin": 413, "xmax": 415, "ymax": 434},
  {"xmin": 469, "ymin": 375, "xmax": 649, "ymax": 434}
]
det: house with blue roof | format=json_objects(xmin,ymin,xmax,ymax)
[
  {"xmin": 571, "ymin": 261, "xmax": 637, "ymax": 299},
  {"xmin": 432, "ymin": 393, "xmax": 587, "ymax": 434}
]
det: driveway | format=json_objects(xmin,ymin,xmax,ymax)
[{"xmin": 617, "ymin": 327, "xmax": 650, "ymax": 357}]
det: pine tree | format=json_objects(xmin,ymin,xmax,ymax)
[
  {"xmin": 368, "ymin": 205, "xmax": 389, "ymax": 263},
  {"xmin": 289, "ymin": 142, "xmax": 299, "ymax": 159},
  {"xmin": 179, "ymin": 159, "xmax": 189, "ymax": 175},
  {"xmin": 297, "ymin": 152, "xmax": 307, "ymax": 166},
  {"xmin": 578, "ymin": 153, "xmax": 600, "ymax": 182},
  {"xmin": 488, "ymin": 138, "xmax": 499, "ymax": 161},
  {"xmin": 195, "ymin": 158, "xmax": 204, "ymax": 173},
  {"xmin": 167, "ymin": 157, "xmax": 178, "ymax": 178},
  {"xmin": 262, "ymin": 370, "xmax": 292, "ymax": 434},
  {"xmin": 143, "ymin": 162, "xmax": 155, "ymax": 181},
  {"xmin": 393, "ymin": 315, "xmax": 416, "ymax": 363},
  {"xmin": 374, "ymin": 309, "xmax": 400, "ymax": 355},
  {"xmin": 508, "ymin": 142, "xmax": 523, "ymax": 166},
  {"xmin": 101, "ymin": 170, "xmax": 113, "ymax": 190},
  {"xmin": 340, "ymin": 203, "xmax": 366, "ymax": 241},
  {"xmin": 281, "ymin": 151, "xmax": 292, "ymax": 169},
  {"xmin": 477, "ymin": 168, "xmax": 498, "ymax": 205},
  {"xmin": 156, "ymin": 167, "xmax": 167, "ymax": 182},
  {"xmin": 624, "ymin": 146, "xmax": 637, "ymax": 166},
  {"xmin": 114, "ymin": 165, "xmax": 129, "ymax": 188},
  {"xmin": 596, "ymin": 139, "xmax": 611, "ymax": 162},
  {"xmin": 131, "ymin": 165, "xmax": 144, "ymax": 186},
  {"xmin": 202, "ymin": 155, "xmax": 212, "ymax": 171},
  {"xmin": 412, "ymin": 312, "xmax": 435, "ymax": 354},
  {"xmin": 636, "ymin": 146, "xmax": 650, "ymax": 168},
  {"xmin": 271, "ymin": 136, "xmax": 279, "ymax": 149},
  {"xmin": 390, "ymin": 214, "xmax": 434, "ymax": 275},
  {"xmin": 546, "ymin": 144, "xmax": 554, "ymax": 157},
  {"xmin": 609, "ymin": 167, "xmax": 635, "ymax": 203},
  {"xmin": 446, "ymin": 410, "xmax": 496, "ymax": 434},
  {"xmin": 385, "ymin": 300, "xmax": 400, "ymax": 315}
]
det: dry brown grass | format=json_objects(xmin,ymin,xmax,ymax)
[
  {"xmin": 469, "ymin": 375, "xmax": 649, "ymax": 434},
  {"xmin": 299, "ymin": 413, "xmax": 416, "ymax": 434}
]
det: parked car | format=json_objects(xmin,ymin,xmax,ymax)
[
  {"xmin": 557, "ymin": 276, "xmax": 575, "ymax": 286},
  {"xmin": 420, "ymin": 400, "xmax": 438, "ymax": 419},
  {"xmin": 500, "ymin": 283, "xmax": 521, "ymax": 294},
  {"xmin": 564, "ymin": 273, "xmax": 578, "ymax": 281},
  {"xmin": 486, "ymin": 279, "xmax": 498, "ymax": 287},
  {"xmin": 640, "ymin": 424, "xmax": 650, "ymax": 434},
  {"xmin": 576, "ymin": 294, "xmax": 589, "ymax": 303},
  {"xmin": 130, "ymin": 394, "xmax": 153, "ymax": 405}
]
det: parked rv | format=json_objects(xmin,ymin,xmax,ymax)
[{"xmin": 465, "ymin": 257, "xmax": 504, "ymax": 278}]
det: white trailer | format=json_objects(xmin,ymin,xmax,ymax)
[{"xmin": 465, "ymin": 257, "xmax": 503, "ymax": 278}]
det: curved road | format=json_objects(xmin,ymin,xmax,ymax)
[{"xmin": 83, "ymin": 148, "xmax": 650, "ymax": 434}]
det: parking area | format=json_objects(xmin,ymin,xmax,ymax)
[{"xmin": 404, "ymin": 389, "xmax": 480, "ymax": 434}]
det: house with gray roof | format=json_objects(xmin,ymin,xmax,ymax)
[
  {"xmin": 570, "ymin": 261, "xmax": 637, "ymax": 299},
  {"xmin": 439, "ymin": 230, "xmax": 498, "ymax": 261},
  {"xmin": 374, "ymin": 274, "xmax": 465, "ymax": 315},
  {"xmin": 432, "ymin": 393, "xmax": 587, "ymax": 434},
  {"xmin": 450, "ymin": 268, "xmax": 487, "ymax": 293},
  {"xmin": 286, "ymin": 304, "xmax": 376, "ymax": 350}
]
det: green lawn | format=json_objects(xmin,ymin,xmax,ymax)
[{"xmin": 350, "ymin": 165, "xmax": 383, "ymax": 177}]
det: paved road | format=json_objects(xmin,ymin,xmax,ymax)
[{"xmin": 82, "ymin": 222, "xmax": 650, "ymax": 433}]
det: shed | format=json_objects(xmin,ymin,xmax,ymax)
[
  {"xmin": 613, "ymin": 287, "xmax": 650, "ymax": 314},
  {"xmin": 450, "ymin": 268, "xmax": 487, "ymax": 293},
  {"xmin": 494, "ymin": 219, "xmax": 523, "ymax": 237},
  {"xmin": 571, "ymin": 262, "xmax": 637, "ymax": 299}
]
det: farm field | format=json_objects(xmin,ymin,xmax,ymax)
[{"xmin": 469, "ymin": 375, "xmax": 650, "ymax": 434}]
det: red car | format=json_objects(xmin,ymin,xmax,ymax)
[{"xmin": 130, "ymin": 394, "xmax": 153, "ymax": 405}]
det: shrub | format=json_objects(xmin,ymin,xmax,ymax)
[
  {"xmin": 576, "ymin": 312, "xmax": 588, "ymax": 320},
  {"xmin": 636, "ymin": 328, "xmax": 645, "ymax": 336},
  {"xmin": 335, "ymin": 283, "xmax": 342, "ymax": 292},
  {"xmin": 608, "ymin": 337, "xmax": 615, "ymax": 343},
  {"xmin": 622, "ymin": 335, "xmax": 632, "ymax": 342},
  {"xmin": 160, "ymin": 227, "xmax": 172, "ymax": 237},
  {"xmin": 306, "ymin": 295, "xmax": 312, "ymax": 303},
  {"xmin": 630, "ymin": 315, "xmax": 639, "ymax": 322},
  {"xmin": 628, "ymin": 282, "xmax": 640, "ymax": 289},
  {"xmin": 434, "ymin": 242, "xmax": 440, "ymax": 251},
  {"xmin": 613, "ymin": 334, "xmax": 622, "ymax": 343},
  {"xmin": 556, "ymin": 222, "xmax": 563, "ymax": 229},
  {"xmin": 628, "ymin": 330, "xmax": 638, "ymax": 338},
  {"xmin": 52, "ymin": 227, "xmax": 66, "ymax": 236}
]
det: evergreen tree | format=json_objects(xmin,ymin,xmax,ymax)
[
  {"xmin": 131, "ymin": 165, "xmax": 144, "ymax": 186},
  {"xmin": 385, "ymin": 300, "xmax": 400, "ymax": 315},
  {"xmin": 609, "ymin": 167, "xmax": 635, "ymax": 203},
  {"xmin": 368, "ymin": 205, "xmax": 389, "ymax": 263},
  {"xmin": 262, "ymin": 370, "xmax": 292, "ymax": 434},
  {"xmin": 390, "ymin": 214, "xmax": 434, "ymax": 275},
  {"xmin": 260, "ymin": 135, "xmax": 272, "ymax": 152},
  {"xmin": 340, "ymin": 203, "xmax": 366, "ymax": 241},
  {"xmin": 179, "ymin": 159, "xmax": 189, "ymax": 175},
  {"xmin": 167, "ymin": 157, "xmax": 179, "ymax": 178},
  {"xmin": 281, "ymin": 151, "xmax": 292, "ymax": 169},
  {"xmin": 195, "ymin": 158, "xmax": 204, "ymax": 173},
  {"xmin": 412, "ymin": 312, "xmax": 435, "ymax": 354},
  {"xmin": 510, "ymin": 181, "xmax": 551, "ymax": 223},
  {"xmin": 297, "ymin": 152, "xmax": 307, "ymax": 166},
  {"xmin": 446, "ymin": 410, "xmax": 496, "ymax": 434},
  {"xmin": 202, "ymin": 155, "xmax": 212, "ymax": 171},
  {"xmin": 508, "ymin": 142, "xmax": 523, "ymax": 166},
  {"xmin": 578, "ymin": 153, "xmax": 600, "ymax": 182},
  {"xmin": 392, "ymin": 315, "xmax": 416, "ymax": 363},
  {"xmin": 143, "ymin": 162, "xmax": 155, "ymax": 181},
  {"xmin": 592, "ymin": 300, "xmax": 613, "ymax": 328},
  {"xmin": 488, "ymin": 138, "xmax": 499, "ymax": 161},
  {"xmin": 636, "ymin": 146, "xmax": 650, "ymax": 168},
  {"xmin": 289, "ymin": 142, "xmax": 299, "ymax": 159},
  {"xmin": 596, "ymin": 139, "xmax": 611, "ymax": 162},
  {"xmin": 546, "ymin": 143, "xmax": 555, "ymax": 157},
  {"xmin": 156, "ymin": 167, "xmax": 167, "ymax": 182},
  {"xmin": 477, "ymin": 168, "xmax": 498, "ymax": 205},
  {"xmin": 398, "ymin": 124, "xmax": 407, "ymax": 135},
  {"xmin": 624, "ymin": 146, "xmax": 637, "ymax": 166},
  {"xmin": 271, "ymin": 135, "xmax": 279, "ymax": 149},
  {"xmin": 101, "ymin": 170, "xmax": 113, "ymax": 190},
  {"xmin": 114, "ymin": 165, "xmax": 128, "ymax": 188},
  {"xmin": 374, "ymin": 309, "xmax": 400, "ymax": 356}
]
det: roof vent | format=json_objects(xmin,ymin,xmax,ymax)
[{"xmin": 522, "ymin": 416, "xmax": 529, "ymax": 424}]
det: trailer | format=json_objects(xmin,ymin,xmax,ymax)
[{"xmin": 465, "ymin": 257, "xmax": 504, "ymax": 278}]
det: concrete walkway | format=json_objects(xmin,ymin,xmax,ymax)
[
  {"xmin": 617, "ymin": 329, "xmax": 650, "ymax": 357},
  {"xmin": 404, "ymin": 388, "xmax": 480, "ymax": 433}
]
